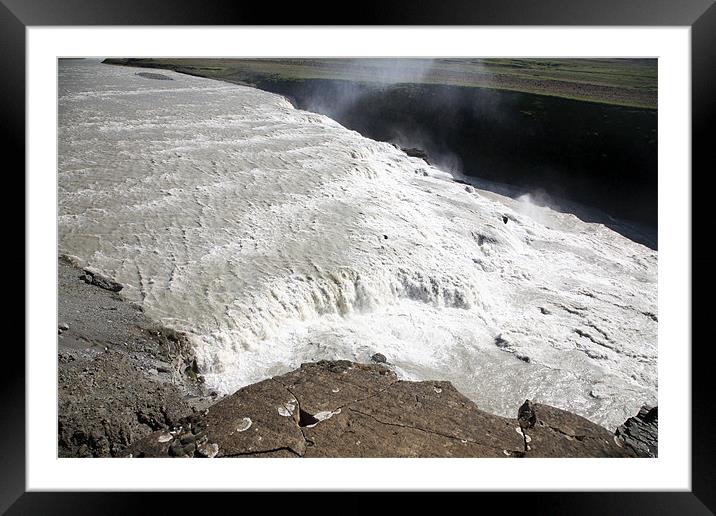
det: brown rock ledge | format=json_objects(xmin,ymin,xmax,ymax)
[{"xmin": 124, "ymin": 360, "xmax": 642, "ymax": 458}]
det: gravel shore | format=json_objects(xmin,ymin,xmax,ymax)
[{"xmin": 57, "ymin": 255, "xmax": 214, "ymax": 457}]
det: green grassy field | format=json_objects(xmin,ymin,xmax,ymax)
[{"xmin": 103, "ymin": 58, "xmax": 657, "ymax": 109}]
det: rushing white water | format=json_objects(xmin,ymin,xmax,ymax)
[{"xmin": 58, "ymin": 59, "xmax": 657, "ymax": 430}]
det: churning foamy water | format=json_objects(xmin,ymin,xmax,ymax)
[{"xmin": 58, "ymin": 59, "xmax": 657, "ymax": 430}]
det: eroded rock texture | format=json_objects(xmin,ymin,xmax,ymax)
[
  {"xmin": 615, "ymin": 405, "xmax": 658, "ymax": 457},
  {"xmin": 125, "ymin": 361, "xmax": 642, "ymax": 458}
]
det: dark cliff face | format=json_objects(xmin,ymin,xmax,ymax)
[{"xmin": 252, "ymin": 78, "xmax": 657, "ymax": 228}]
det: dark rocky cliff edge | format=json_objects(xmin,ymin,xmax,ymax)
[{"xmin": 58, "ymin": 256, "xmax": 656, "ymax": 458}]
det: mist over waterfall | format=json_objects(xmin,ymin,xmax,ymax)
[{"xmin": 58, "ymin": 59, "xmax": 657, "ymax": 431}]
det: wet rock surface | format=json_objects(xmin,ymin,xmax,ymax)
[
  {"xmin": 399, "ymin": 146, "xmax": 431, "ymax": 164},
  {"xmin": 80, "ymin": 265, "xmax": 124, "ymax": 292},
  {"xmin": 518, "ymin": 399, "xmax": 537, "ymax": 429},
  {"xmin": 125, "ymin": 361, "xmax": 648, "ymax": 458},
  {"xmin": 136, "ymin": 72, "xmax": 174, "ymax": 81},
  {"xmin": 615, "ymin": 405, "xmax": 658, "ymax": 457},
  {"xmin": 370, "ymin": 352, "xmax": 387, "ymax": 364}
]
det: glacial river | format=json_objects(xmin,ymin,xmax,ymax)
[{"xmin": 58, "ymin": 59, "xmax": 657, "ymax": 430}]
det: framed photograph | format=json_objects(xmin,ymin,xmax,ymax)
[{"xmin": 8, "ymin": 0, "xmax": 713, "ymax": 512}]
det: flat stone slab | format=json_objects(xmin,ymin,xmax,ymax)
[
  {"xmin": 303, "ymin": 380, "xmax": 524, "ymax": 457},
  {"xmin": 125, "ymin": 360, "xmax": 647, "ymax": 458}
]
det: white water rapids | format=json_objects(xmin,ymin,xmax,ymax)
[{"xmin": 58, "ymin": 59, "xmax": 657, "ymax": 430}]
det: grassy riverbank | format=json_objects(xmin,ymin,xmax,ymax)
[{"xmin": 103, "ymin": 58, "xmax": 657, "ymax": 109}]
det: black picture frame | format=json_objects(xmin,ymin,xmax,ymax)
[{"xmin": 5, "ymin": 0, "xmax": 714, "ymax": 513}]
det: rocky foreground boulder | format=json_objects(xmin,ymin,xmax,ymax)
[
  {"xmin": 615, "ymin": 405, "xmax": 658, "ymax": 458},
  {"xmin": 125, "ymin": 360, "xmax": 649, "ymax": 458}
]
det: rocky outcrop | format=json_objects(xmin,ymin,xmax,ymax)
[
  {"xmin": 80, "ymin": 266, "xmax": 124, "ymax": 292},
  {"xmin": 615, "ymin": 405, "xmax": 658, "ymax": 457},
  {"xmin": 124, "ymin": 360, "xmax": 642, "ymax": 458},
  {"xmin": 521, "ymin": 403, "xmax": 639, "ymax": 457},
  {"xmin": 136, "ymin": 72, "xmax": 174, "ymax": 81},
  {"xmin": 399, "ymin": 146, "xmax": 431, "ymax": 164}
]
